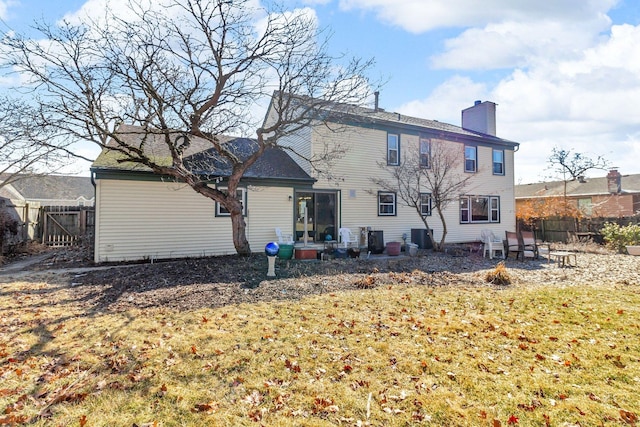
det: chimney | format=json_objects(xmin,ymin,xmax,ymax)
[
  {"xmin": 461, "ymin": 100, "xmax": 497, "ymax": 136},
  {"xmin": 607, "ymin": 168, "xmax": 622, "ymax": 194},
  {"xmin": 374, "ymin": 91, "xmax": 380, "ymax": 112}
]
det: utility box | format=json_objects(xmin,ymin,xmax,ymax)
[{"xmin": 411, "ymin": 228, "xmax": 433, "ymax": 249}]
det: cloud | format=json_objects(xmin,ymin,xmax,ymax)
[
  {"xmin": 0, "ymin": 0, "xmax": 18, "ymax": 21},
  {"xmin": 397, "ymin": 75, "xmax": 488, "ymax": 124},
  {"xmin": 397, "ymin": 18, "xmax": 640, "ymax": 184},
  {"xmin": 355, "ymin": 0, "xmax": 636, "ymax": 183},
  {"xmin": 337, "ymin": 0, "xmax": 618, "ymax": 33},
  {"xmin": 431, "ymin": 18, "xmax": 610, "ymax": 70}
]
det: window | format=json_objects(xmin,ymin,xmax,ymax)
[
  {"xmin": 378, "ymin": 191, "xmax": 396, "ymax": 216},
  {"xmin": 493, "ymin": 149, "xmax": 504, "ymax": 175},
  {"xmin": 464, "ymin": 146, "xmax": 477, "ymax": 173},
  {"xmin": 420, "ymin": 193, "xmax": 432, "ymax": 216},
  {"xmin": 420, "ymin": 138, "xmax": 431, "ymax": 168},
  {"xmin": 578, "ymin": 198, "xmax": 592, "ymax": 216},
  {"xmin": 387, "ymin": 133, "xmax": 399, "ymax": 165},
  {"xmin": 216, "ymin": 188, "xmax": 246, "ymax": 216},
  {"xmin": 460, "ymin": 195, "xmax": 500, "ymax": 223}
]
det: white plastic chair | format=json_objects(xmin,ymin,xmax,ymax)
[
  {"xmin": 338, "ymin": 227, "xmax": 358, "ymax": 248},
  {"xmin": 481, "ymin": 229, "xmax": 505, "ymax": 259},
  {"xmin": 275, "ymin": 227, "xmax": 294, "ymax": 244}
]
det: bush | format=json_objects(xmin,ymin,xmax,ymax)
[
  {"xmin": 485, "ymin": 262, "xmax": 511, "ymax": 286},
  {"xmin": 601, "ymin": 222, "xmax": 640, "ymax": 253}
]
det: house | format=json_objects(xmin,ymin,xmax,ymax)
[
  {"xmin": 515, "ymin": 169, "xmax": 640, "ymax": 218},
  {"xmin": 91, "ymin": 97, "xmax": 519, "ymax": 263},
  {"xmin": 0, "ymin": 174, "xmax": 95, "ymax": 207},
  {"xmin": 91, "ymin": 126, "xmax": 315, "ymax": 262}
]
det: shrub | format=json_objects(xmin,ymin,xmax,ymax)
[
  {"xmin": 601, "ymin": 222, "xmax": 640, "ymax": 253},
  {"xmin": 485, "ymin": 262, "xmax": 511, "ymax": 286}
]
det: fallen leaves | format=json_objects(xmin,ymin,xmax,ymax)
[
  {"xmin": 620, "ymin": 409, "xmax": 638, "ymax": 425},
  {"xmin": 192, "ymin": 401, "xmax": 219, "ymax": 414}
]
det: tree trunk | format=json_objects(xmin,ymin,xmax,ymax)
[
  {"xmin": 436, "ymin": 207, "xmax": 448, "ymax": 251},
  {"xmin": 229, "ymin": 204, "xmax": 251, "ymax": 256}
]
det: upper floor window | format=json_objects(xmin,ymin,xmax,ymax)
[
  {"xmin": 216, "ymin": 188, "xmax": 246, "ymax": 217},
  {"xmin": 464, "ymin": 146, "xmax": 477, "ymax": 173},
  {"xmin": 493, "ymin": 149, "xmax": 504, "ymax": 175},
  {"xmin": 420, "ymin": 193, "xmax": 432, "ymax": 216},
  {"xmin": 378, "ymin": 191, "xmax": 396, "ymax": 216},
  {"xmin": 420, "ymin": 138, "xmax": 431, "ymax": 168},
  {"xmin": 387, "ymin": 133, "xmax": 399, "ymax": 166},
  {"xmin": 460, "ymin": 195, "xmax": 500, "ymax": 223}
]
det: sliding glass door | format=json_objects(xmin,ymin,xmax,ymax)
[{"xmin": 294, "ymin": 191, "xmax": 337, "ymax": 242}]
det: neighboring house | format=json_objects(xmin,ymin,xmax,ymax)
[
  {"xmin": 91, "ymin": 97, "xmax": 519, "ymax": 263},
  {"xmin": 515, "ymin": 169, "xmax": 640, "ymax": 218},
  {"xmin": 0, "ymin": 174, "xmax": 95, "ymax": 207}
]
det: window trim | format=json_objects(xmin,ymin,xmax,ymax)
[
  {"xmin": 378, "ymin": 191, "xmax": 397, "ymax": 216},
  {"xmin": 419, "ymin": 137, "xmax": 431, "ymax": 168},
  {"xmin": 459, "ymin": 195, "xmax": 500, "ymax": 224},
  {"xmin": 215, "ymin": 187, "xmax": 247, "ymax": 217},
  {"xmin": 464, "ymin": 145, "xmax": 477, "ymax": 173},
  {"xmin": 420, "ymin": 192, "xmax": 432, "ymax": 216},
  {"xmin": 492, "ymin": 149, "xmax": 505, "ymax": 175},
  {"xmin": 387, "ymin": 133, "xmax": 399, "ymax": 166}
]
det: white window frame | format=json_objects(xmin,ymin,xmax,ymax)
[
  {"xmin": 460, "ymin": 195, "xmax": 500, "ymax": 223},
  {"xmin": 464, "ymin": 146, "xmax": 477, "ymax": 173},
  {"xmin": 378, "ymin": 191, "xmax": 396, "ymax": 216},
  {"xmin": 420, "ymin": 193, "xmax": 432, "ymax": 216},
  {"xmin": 493, "ymin": 149, "xmax": 505, "ymax": 175},
  {"xmin": 420, "ymin": 138, "xmax": 431, "ymax": 168},
  {"xmin": 387, "ymin": 133, "xmax": 399, "ymax": 166},
  {"xmin": 216, "ymin": 188, "xmax": 247, "ymax": 217}
]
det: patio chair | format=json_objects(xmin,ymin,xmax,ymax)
[
  {"xmin": 505, "ymin": 231, "xmax": 523, "ymax": 260},
  {"xmin": 480, "ymin": 229, "xmax": 505, "ymax": 259},
  {"xmin": 275, "ymin": 227, "xmax": 294, "ymax": 244},
  {"xmin": 338, "ymin": 227, "xmax": 358, "ymax": 248},
  {"xmin": 519, "ymin": 230, "xmax": 539, "ymax": 259}
]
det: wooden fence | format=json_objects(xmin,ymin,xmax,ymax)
[
  {"xmin": 519, "ymin": 215, "xmax": 640, "ymax": 243},
  {"xmin": 1, "ymin": 201, "xmax": 94, "ymax": 252},
  {"xmin": 41, "ymin": 206, "xmax": 95, "ymax": 247}
]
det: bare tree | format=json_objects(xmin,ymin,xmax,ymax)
[
  {"xmin": 0, "ymin": 96, "xmax": 80, "ymax": 189},
  {"xmin": 547, "ymin": 147, "xmax": 609, "ymax": 181},
  {"xmin": 1, "ymin": 0, "xmax": 375, "ymax": 255},
  {"xmin": 371, "ymin": 140, "xmax": 473, "ymax": 251},
  {"xmin": 547, "ymin": 147, "xmax": 609, "ymax": 215}
]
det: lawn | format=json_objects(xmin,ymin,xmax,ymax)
[{"xmin": 1, "ymin": 265, "xmax": 639, "ymax": 426}]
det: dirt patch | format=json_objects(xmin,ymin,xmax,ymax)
[{"xmin": 3, "ymin": 245, "xmax": 639, "ymax": 313}]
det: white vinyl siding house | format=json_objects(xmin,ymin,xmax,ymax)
[
  {"xmin": 276, "ymin": 114, "xmax": 518, "ymax": 246},
  {"xmin": 91, "ymin": 97, "xmax": 519, "ymax": 262},
  {"xmin": 93, "ymin": 178, "xmax": 295, "ymax": 262}
]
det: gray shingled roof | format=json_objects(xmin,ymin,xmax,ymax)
[
  {"xmin": 0, "ymin": 174, "xmax": 94, "ymax": 200},
  {"xmin": 91, "ymin": 125, "xmax": 314, "ymax": 183},
  {"xmin": 515, "ymin": 173, "xmax": 640, "ymax": 198},
  {"xmin": 277, "ymin": 92, "xmax": 519, "ymax": 148}
]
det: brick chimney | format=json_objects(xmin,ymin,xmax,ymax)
[
  {"xmin": 607, "ymin": 168, "xmax": 622, "ymax": 194},
  {"xmin": 461, "ymin": 100, "xmax": 497, "ymax": 136}
]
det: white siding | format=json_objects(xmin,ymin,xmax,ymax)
[
  {"xmin": 310, "ymin": 126, "xmax": 516, "ymax": 245},
  {"xmin": 94, "ymin": 179, "xmax": 294, "ymax": 262}
]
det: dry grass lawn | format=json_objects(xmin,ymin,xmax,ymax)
[{"xmin": 1, "ymin": 262, "xmax": 639, "ymax": 426}]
